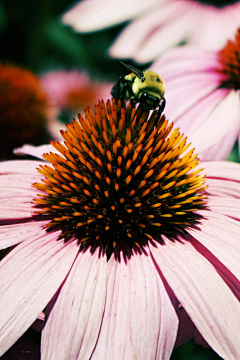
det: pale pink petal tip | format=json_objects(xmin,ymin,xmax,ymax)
[
  {"xmin": 62, "ymin": 0, "xmax": 158, "ymax": 33},
  {"xmin": 14, "ymin": 143, "xmax": 59, "ymax": 160}
]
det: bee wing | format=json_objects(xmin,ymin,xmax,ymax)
[{"xmin": 120, "ymin": 62, "xmax": 144, "ymax": 79}]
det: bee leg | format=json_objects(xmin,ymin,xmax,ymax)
[
  {"xmin": 154, "ymin": 98, "xmax": 166, "ymax": 123},
  {"xmin": 130, "ymin": 97, "xmax": 138, "ymax": 107},
  {"xmin": 159, "ymin": 97, "xmax": 166, "ymax": 114},
  {"xmin": 111, "ymin": 75, "xmax": 131, "ymax": 105}
]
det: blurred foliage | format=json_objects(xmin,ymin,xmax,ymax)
[
  {"xmin": 0, "ymin": 0, "xmax": 132, "ymax": 81},
  {"xmin": 171, "ymin": 340, "xmax": 222, "ymax": 360},
  {"xmin": 227, "ymin": 141, "xmax": 240, "ymax": 162}
]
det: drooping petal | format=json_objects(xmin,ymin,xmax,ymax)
[
  {"xmin": 203, "ymin": 160, "xmax": 240, "ymax": 180},
  {"xmin": 14, "ymin": 144, "xmax": 59, "ymax": 160},
  {"xmin": 200, "ymin": 119, "xmax": 240, "ymax": 160},
  {"xmin": 0, "ymin": 160, "xmax": 45, "ymax": 176},
  {"xmin": 152, "ymin": 47, "xmax": 221, "ymax": 79},
  {"xmin": 164, "ymin": 87, "xmax": 226, "ymax": 136},
  {"xmin": 91, "ymin": 251, "xmax": 132, "ymax": 360},
  {"xmin": 150, "ymin": 239, "xmax": 240, "ymax": 360},
  {"xmin": 174, "ymin": 307, "xmax": 195, "ymax": 348},
  {"xmin": 0, "ymin": 232, "xmax": 79, "ymax": 356},
  {"xmin": 41, "ymin": 248, "xmax": 107, "ymax": 360},
  {"xmin": 188, "ymin": 210, "xmax": 240, "ymax": 281},
  {"xmin": 187, "ymin": 90, "xmax": 240, "ymax": 153},
  {"xmin": 92, "ymin": 249, "xmax": 178, "ymax": 360},
  {"xmin": 0, "ymin": 220, "xmax": 49, "ymax": 249},
  {"xmin": 207, "ymin": 196, "xmax": 240, "ymax": 220},
  {"xmin": 206, "ymin": 178, "xmax": 240, "ymax": 198},
  {"xmin": 163, "ymin": 74, "xmax": 223, "ymax": 125}
]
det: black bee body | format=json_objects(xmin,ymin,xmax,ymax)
[{"xmin": 111, "ymin": 62, "xmax": 166, "ymax": 114}]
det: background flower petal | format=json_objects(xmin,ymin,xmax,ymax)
[
  {"xmin": 110, "ymin": 1, "xmax": 192, "ymax": 62},
  {"xmin": 62, "ymin": 0, "xmax": 159, "ymax": 33},
  {"xmin": 200, "ymin": 120, "xmax": 240, "ymax": 160}
]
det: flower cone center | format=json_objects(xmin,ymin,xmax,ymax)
[
  {"xmin": 218, "ymin": 28, "xmax": 240, "ymax": 89},
  {"xmin": 33, "ymin": 99, "xmax": 207, "ymax": 257}
]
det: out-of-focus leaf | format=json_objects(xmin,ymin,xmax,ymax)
[
  {"xmin": 170, "ymin": 340, "xmax": 222, "ymax": 360},
  {"xmin": 44, "ymin": 19, "xmax": 91, "ymax": 65},
  {"xmin": 0, "ymin": 1, "xmax": 7, "ymax": 31},
  {"xmin": 227, "ymin": 141, "xmax": 240, "ymax": 163}
]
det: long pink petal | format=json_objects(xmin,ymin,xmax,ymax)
[
  {"xmin": 41, "ymin": 248, "xmax": 107, "ymax": 360},
  {"xmin": 92, "ymin": 249, "xmax": 178, "ymax": 360},
  {"xmin": 200, "ymin": 118, "xmax": 240, "ymax": 160},
  {"xmin": 128, "ymin": 248, "xmax": 178, "ymax": 360},
  {"xmin": 0, "ymin": 232, "xmax": 79, "ymax": 356},
  {"xmin": 14, "ymin": 144, "xmax": 58, "ymax": 160},
  {"xmin": 206, "ymin": 178, "xmax": 240, "ymax": 198},
  {"xmin": 166, "ymin": 88, "xmax": 228, "ymax": 138},
  {"xmin": 188, "ymin": 210, "xmax": 240, "ymax": 281},
  {"xmin": 0, "ymin": 160, "xmax": 44, "ymax": 175},
  {"xmin": 207, "ymin": 196, "xmax": 240, "ymax": 220},
  {"xmin": 189, "ymin": 91, "xmax": 240, "ymax": 153},
  {"xmin": 62, "ymin": 0, "xmax": 159, "ymax": 32},
  {"xmin": 0, "ymin": 220, "xmax": 50, "ymax": 249},
  {"xmin": 91, "ymin": 251, "xmax": 132, "ymax": 360},
  {"xmin": 152, "ymin": 47, "xmax": 221, "ymax": 79},
  {"xmin": 202, "ymin": 160, "xmax": 240, "ymax": 180},
  {"xmin": 164, "ymin": 74, "xmax": 222, "ymax": 124},
  {"xmin": 150, "ymin": 239, "xmax": 240, "ymax": 360}
]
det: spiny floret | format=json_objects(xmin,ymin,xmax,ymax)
[{"xmin": 33, "ymin": 98, "xmax": 207, "ymax": 256}]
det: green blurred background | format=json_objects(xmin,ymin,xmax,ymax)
[{"xmin": 0, "ymin": 0, "xmax": 234, "ymax": 358}]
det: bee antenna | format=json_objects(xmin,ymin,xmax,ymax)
[{"xmin": 120, "ymin": 62, "xmax": 144, "ymax": 80}]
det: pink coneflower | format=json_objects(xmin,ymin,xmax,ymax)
[
  {"xmin": 62, "ymin": 0, "xmax": 240, "ymax": 63},
  {"xmin": 1, "ymin": 99, "xmax": 240, "ymax": 360},
  {"xmin": 0, "ymin": 64, "xmax": 49, "ymax": 159},
  {"xmin": 150, "ymin": 28, "xmax": 240, "ymax": 160},
  {"xmin": 40, "ymin": 70, "xmax": 112, "ymax": 140}
]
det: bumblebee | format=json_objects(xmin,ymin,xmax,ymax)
[{"xmin": 111, "ymin": 62, "xmax": 166, "ymax": 113}]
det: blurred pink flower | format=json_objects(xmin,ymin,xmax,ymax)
[
  {"xmin": 1, "ymin": 99, "xmax": 240, "ymax": 360},
  {"xmin": 151, "ymin": 29, "xmax": 240, "ymax": 160},
  {"xmin": 40, "ymin": 70, "xmax": 112, "ymax": 140},
  {"xmin": 62, "ymin": 0, "xmax": 240, "ymax": 63}
]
